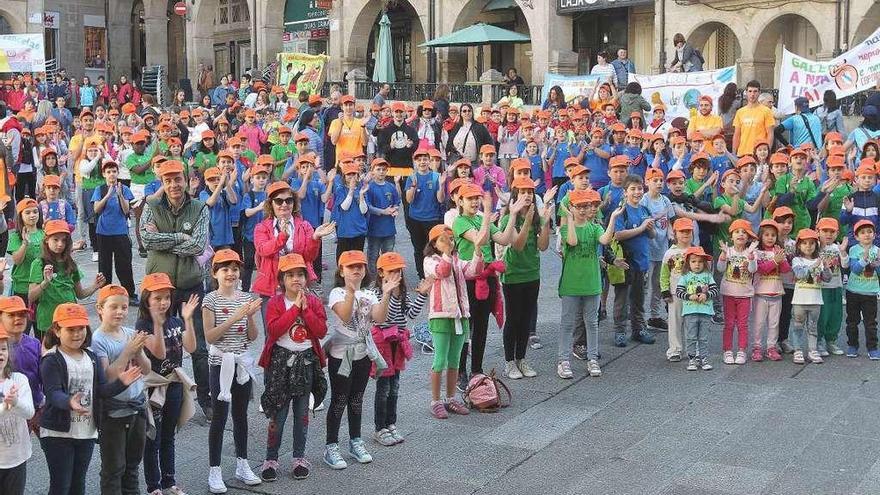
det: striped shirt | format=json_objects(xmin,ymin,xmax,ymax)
[
  {"xmin": 203, "ymin": 290, "xmax": 256, "ymax": 366},
  {"xmin": 372, "ymin": 289, "xmax": 427, "ymax": 329}
]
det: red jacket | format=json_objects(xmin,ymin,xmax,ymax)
[
  {"xmin": 5, "ymin": 90, "xmax": 26, "ymax": 112},
  {"xmin": 251, "ymin": 216, "xmax": 318, "ymax": 297},
  {"xmin": 258, "ymin": 293, "xmax": 327, "ymax": 369},
  {"xmin": 370, "ymin": 325, "xmax": 412, "ymax": 378}
]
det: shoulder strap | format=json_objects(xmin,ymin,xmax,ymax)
[{"xmin": 800, "ymin": 114, "xmax": 820, "ymax": 149}]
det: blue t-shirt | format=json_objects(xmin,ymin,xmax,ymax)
[
  {"xmin": 91, "ymin": 185, "xmax": 135, "ymax": 236},
  {"xmin": 290, "ymin": 174, "xmax": 326, "ymax": 228},
  {"xmin": 526, "ymin": 154, "xmax": 546, "ymax": 195},
  {"xmin": 781, "ymin": 113, "xmax": 823, "ymax": 148},
  {"xmin": 365, "ymin": 180, "xmax": 400, "ymax": 237},
  {"xmin": 624, "ymin": 146, "xmax": 645, "ymax": 177},
  {"xmin": 598, "ymin": 183, "xmax": 625, "ymax": 219},
  {"xmin": 584, "ymin": 145, "xmax": 612, "ymax": 188},
  {"xmin": 91, "ymin": 327, "xmax": 146, "ymax": 417},
  {"xmin": 199, "ymin": 189, "xmax": 235, "ymax": 247},
  {"xmin": 547, "ymin": 142, "xmax": 580, "ymax": 179},
  {"xmin": 405, "ymin": 171, "xmax": 443, "ymax": 222},
  {"xmin": 333, "ymin": 184, "xmax": 368, "ymax": 238},
  {"xmin": 710, "ymin": 155, "xmax": 733, "ymax": 177},
  {"xmin": 240, "ymin": 190, "xmax": 267, "ymax": 241},
  {"xmin": 144, "ymin": 179, "xmax": 161, "ymax": 197},
  {"xmin": 614, "ymin": 203, "xmax": 651, "ymax": 271},
  {"xmin": 644, "ymin": 152, "xmax": 670, "ymax": 176}
]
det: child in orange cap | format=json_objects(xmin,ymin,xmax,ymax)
[
  {"xmin": 844, "ymin": 220, "xmax": 880, "ymax": 359},
  {"xmin": 8, "ymin": 199, "xmax": 40, "ymax": 309},
  {"xmin": 640, "ymin": 167, "xmax": 676, "ymax": 332},
  {"xmin": 816, "ymin": 218, "xmax": 848, "ymax": 357},
  {"xmin": 790, "ymin": 230, "xmax": 832, "ymax": 364},
  {"xmin": 661, "ymin": 218, "xmax": 695, "ymax": 362},
  {"xmin": 716, "ymin": 219, "xmax": 759, "ymax": 365}
]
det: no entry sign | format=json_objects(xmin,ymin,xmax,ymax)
[{"xmin": 174, "ymin": 2, "xmax": 187, "ymax": 16}]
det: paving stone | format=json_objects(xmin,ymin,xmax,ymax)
[{"xmin": 680, "ymin": 461, "xmax": 776, "ymax": 494}]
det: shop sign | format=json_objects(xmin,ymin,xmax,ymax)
[
  {"xmin": 557, "ymin": 0, "xmax": 652, "ymax": 14},
  {"xmin": 42, "ymin": 11, "xmax": 60, "ymax": 29}
]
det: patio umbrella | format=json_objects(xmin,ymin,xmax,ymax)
[
  {"xmin": 420, "ymin": 23, "xmax": 530, "ymax": 77},
  {"xmin": 372, "ymin": 13, "xmax": 396, "ymax": 83}
]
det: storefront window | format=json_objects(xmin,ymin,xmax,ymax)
[{"xmin": 84, "ymin": 27, "xmax": 106, "ymax": 68}]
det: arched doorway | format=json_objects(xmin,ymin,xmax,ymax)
[
  {"xmin": 754, "ymin": 14, "xmax": 820, "ymax": 87},
  {"xmin": 165, "ymin": 0, "xmax": 187, "ymax": 85},
  {"xmin": 131, "ymin": 1, "xmax": 147, "ymax": 81},
  {"xmin": 851, "ymin": 1, "xmax": 880, "ymax": 46},
  {"xmin": 364, "ymin": 0, "xmax": 425, "ymax": 82},
  {"xmin": 688, "ymin": 22, "xmax": 741, "ymax": 70},
  {"xmin": 0, "ymin": 14, "xmax": 11, "ymax": 35}
]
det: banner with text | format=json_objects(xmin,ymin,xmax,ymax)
[
  {"xmin": 0, "ymin": 34, "xmax": 46, "ymax": 73},
  {"xmin": 541, "ymin": 72, "xmax": 605, "ymax": 106},
  {"xmin": 276, "ymin": 52, "xmax": 329, "ymax": 97},
  {"xmin": 778, "ymin": 27, "xmax": 880, "ymax": 114},
  {"xmin": 628, "ymin": 66, "xmax": 737, "ymax": 120}
]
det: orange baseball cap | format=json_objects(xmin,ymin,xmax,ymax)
[
  {"xmin": 666, "ymin": 170, "xmax": 686, "ymax": 182},
  {"xmin": 0, "ymin": 296, "xmax": 27, "ymax": 313},
  {"xmin": 158, "ymin": 160, "xmax": 185, "ymax": 177},
  {"xmin": 266, "ymin": 181, "xmax": 292, "ymax": 197},
  {"xmin": 510, "ymin": 158, "xmax": 531, "ymax": 172},
  {"xmin": 689, "ymin": 132, "xmax": 705, "ymax": 142},
  {"xmin": 673, "ymin": 218, "xmax": 694, "ymax": 231},
  {"xmin": 683, "ymin": 246, "xmax": 712, "ymax": 262},
  {"xmin": 568, "ymin": 165, "xmax": 589, "ymax": 177},
  {"xmin": 212, "ymin": 248, "xmax": 242, "ymax": 267},
  {"xmin": 458, "ymin": 183, "xmax": 484, "ymax": 198},
  {"xmin": 645, "ymin": 168, "xmax": 664, "ymax": 181},
  {"xmin": 53, "ymin": 303, "xmax": 90, "ymax": 327},
  {"xmin": 796, "ymin": 229, "xmax": 819, "ymax": 241},
  {"xmin": 826, "ymin": 155, "xmax": 846, "ymax": 168},
  {"xmin": 721, "ymin": 169, "xmax": 741, "ymax": 182},
  {"xmin": 131, "ymin": 132, "xmax": 148, "ymax": 144},
  {"xmin": 420, "ymin": 99, "xmax": 434, "ymax": 110},
  {"xmin": 340, "ymin": 95, "xmax": 355, "ymax": 105},
  {"xmin": 454, "ymin": 158, "xmax": 472, "ymax": 169},
  {"xmin": 569, "ymin": 189, "xmax": 600, "ymax": 205},
  {"xmin": 448, "ymin": 178, "xmax": 470, "ymax": 194},
  {"xmin": 854, "ymin": 219, "xmax": 875, "ymax": 234},
  {"xmin": 511, "ymin": 177, "xmax": 536, "ymax": 190},
  {"xmin": 293, "ymin": 132, "xmax": 310, "ymax": 143},
  {"xmin": 856, "ymin": 165, "xmax": 877, "ymax": 177},
  {"xmin": 412, "ymin": 148, "xmax": 430, "ymax": 159},
  {"xmin": 338, "ymin": 250, "xmax": 367, "ymax": 267},
  {"xmin": 610, "ymin": 123, "xmax": 626, "ymax": 133},
  {"xmin": 377, "ymin": 252, "xmax": 406, "ymax": 272},
  {"xmin": 390, "ymin": 101, "xmax": 406, "ymax": 112},
  {"xmin": 825, "ymin": 131, "xmax": 844, "ymax": 143},
  {"xmin": 770, "ymin": 152, "xmax": 790, "ymax": 165},
  {"xmin": 201, "ymin": 130, "xmax": 215, "ymax": 140},
  {"xmin": 39, "ymin": 148, "xmax": 58, "ymax": 160},
  {"xmin": 308, "ymin": 94, "xmax": 323, "ymax": 106},
  {"xmin": 42, "ymin": 175, "xmax": 62, "ymax": 188},
  {"xmin": 736, "ymin": 156, "xmax": 756, "ymax": 169},
  {"xmin": 479, "ymin": 144, "xmax": 496, "ymax": 155},
  {"xmin": 257, "ymin": 154, "xmax": 274, "ymax": 168},
  {"xmin": 609, "ymin": 155, "xmax": 630, "ymax": 169},
  {"xmin": 816, "ymin": 217, "xmax": 839, "ymax": 231},
  {"xmin": 278, "ymin": 126, "xmax": 293, "ymax": 136},
  {"xmin": 16, "ymin": 198, "xmax": 37, "ymax": 214},
  {"xmin": 759, "ymin": 219, "xmax": 779, "ymax": 231},
  {"xmin": 341, "ymin": 162, "xmax": 360, "ymax": 175},
  {"xmin": 859, "ymin": 157, "xmax": 877, "ymax": 169},
  {"xmin": 428, "ymin": 224, "xmax": 452, "ymax": 242},
  {"xmin": 670, "ymin": 136, "xmax": 686, "ymax": 146},
  {"xmin": 203, "ymin": 167, "xmax": 222, "ymax": 180},
  {"xmin": 141, "ymin": 272, "xmax": 175, "ymax": 293},
  {"xmin": 728, "ymin": 218, "xmax": 756, "ymax": 238},
  {"xmin": 371, "ymin": 158, "xmax": 389, "ymax": 169},
  {"xmin": 97, "ymin": 284, "xmax": 129, "ymax": 303},
  {"xmin": 688, "ymin": 152, "xmax": 710, "ymax": 166},
  {"xmin": 772, "ymin": 206, "xmax": 795, "ymax": 220},
  {"xmin": 278, "ymin": 253, "xmax": 307, "ymax": 273},
  {"xmin": 44, "ymin": 219, "xmax": 70, "ymax": 237},
  {"xmin": 121, "ymin": 103, "xmax": 137, "ymax": 115}
]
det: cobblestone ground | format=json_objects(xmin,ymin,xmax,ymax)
[{"xmin": 21, "ymin": 217, "xmax": 880, "ymax": 495}]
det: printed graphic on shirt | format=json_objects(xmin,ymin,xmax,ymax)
[
  {"xmin": 819, "ymin": 245, "xmax": 842, "ymax": 276},
  {"xmin": 796, "ymin": 260, "xmax": 824, "ymax": 288},
  {"xmin": 725, "ymin": 253, "xmax": 751, "ymax": 284},
  {"xmin": 666, "ymin": 252, "xmax": 686, "ymax": 275},
  {"xmin": 681, "ymin": 275, "xmax": 711, "ymax": 312}
]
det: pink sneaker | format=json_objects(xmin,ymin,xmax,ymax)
[
  {"xmin": 751, "ymin": 346, "xmax": 763, "ymax": 362},
  {"xmin": 430, "ymin": 400, "xmax": 448, "ymax": 419},
  {"xmin": 767, "ymin": 347, "xmax": 783, "ymax": 361},
  {"xmin": 445, "ymin": 398, "xmax": 470, "ymax": 416}
]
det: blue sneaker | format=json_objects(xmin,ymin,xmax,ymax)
[
  {"xmin": 348, "ymin": 438, "xmax": 373, "ymax": 464},
  {"xmin": 632, "ymin": 329, "xmax": 656, "ymax": 344},
  {"xmin": 323, "ymin": 443, "xmax": 347, "ymax": 470},
  {"xmin": 846, "ymin": 346, "xmax": 859, "ymax": 358},
  {"xmin": 614, "ymin": 332, "xmax": 627, "ymax": 347},
  {"xmin": 869, "ymin": 350, "xmax": 880, "ymax": 361}
]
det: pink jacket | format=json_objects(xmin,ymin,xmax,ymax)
[
  {"xmin": 423, "ymin": 253, "xmax": 483, "ymax": 320},
  {"xmin": 251, "ymin": 216, "xmax": 318, "ymax": 297},
  {"xmin": 238, "ymin": 123, "xmax": 268, "ymax": 156},
  {"xmin": 370, "ymin": 325, "xmax": 413, "ymax": 378}
]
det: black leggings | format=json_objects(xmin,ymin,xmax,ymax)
[
  {"xmin": 408, "ymin": 218, "xmax": 440, "ymax": 279},
  {"xmin": 0, "ymin": 461, "xmax": 26, "ymax": 495},
  {"xmin": 460, "ymin": 277, "xmax": 498, "ymax": 375},
  {"xmin": 14, "ymin": 171, "xmax": 36, "ymax": 203},
  {"xmin": 326, "ymin": 356, "xmax": 370, "ymax": 444},
  {"xmin": 208, "ymin": 365, "xmax": 252, "ymax": 466},
  {"xmin": 779, "ymin": 287, "xmax": 794, "ymax": 343},
  {"xmin": 336, "ymin": 236, "xmax": 366, "ymax": 263},
  {"xmin": 502, "ymin": 280, "xmax": 539, "ymax": 361}
]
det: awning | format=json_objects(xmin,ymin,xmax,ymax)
[{"xmin": 420, "ymin": 23, "xmax": 531, "ymax": 48}]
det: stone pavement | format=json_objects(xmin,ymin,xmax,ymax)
[{"xmin": 21, "ymin": 218, "xmax": 880, "ymax": 495}]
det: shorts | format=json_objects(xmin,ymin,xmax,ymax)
[
  {"xmin": 130, "ymin": 184, "xmax": 146, "ymax": 207},
  {"xmin": 429, "ymin": 318, "xmax": 470, "ymax": 372}
]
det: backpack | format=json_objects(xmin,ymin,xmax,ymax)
[{"xmin": 464, "ymin": 369, "xmax": 512, "ymax": 412}]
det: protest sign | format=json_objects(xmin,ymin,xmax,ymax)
[
  {"xmin": 628, "ymin": 66, "xmax": 737, "ymax": 119},
  {"xmin": 0, "ymin": 34, "xmax": 46, "ymax": 73},
  {"xmin": 276, "ymin": 53, "xmax": 330, "ymax": 97}
]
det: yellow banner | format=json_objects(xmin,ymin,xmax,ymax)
[{"xmin": 276, "ymin": 53, "xmax": 329, "ymax": 98}]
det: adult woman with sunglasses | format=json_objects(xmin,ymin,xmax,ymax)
[
  {"xmin": 252, "ymin": 181, "xmax": 335, "ymax": 325},
  {"xmin": 444, "ymin": 103, "xmax": 493, "ymax": 167}
]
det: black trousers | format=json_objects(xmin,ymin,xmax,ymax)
[
  {"xmin": 0, "ymin": 461, "xmax": 26, "ymax": 495},
  {"xmin": 502, "ymin": 280, "xmax": 540, "ymax": 361},
  {"xmin": 99, "ymin": 413, "xmax": 147, "ymax": 495},
  {"xmin": 14, "ymin": 171, "xmax": 36, "ymax": 203},
  {"xmin": 208, "ymin": 365, "xmax": 252, "ymax": 466},
  {"xmin": 336, "ymin": 236, "xmax": 366, "ymax": 263},
  {"xmin": 408, "ymin": 218, "xmax": 440, "ymax": 279},
  {"xmin": 97, "ymin": 234, "xmax": 136, "ymax": 295},
  {"xmin": 241, "ymin": 239, "xmax": 256, "ymax": 292},
  {"xmin": 460, "ymin": 277, "xmax": 498, "ymax": 375},
  {"xmin": 779, "ymin": 287, "xmax": 794, "ymax": 343},
  {"xmin": 846, "ymin": 291, "xmax": 878, "ymax": 351},
  {"xmin": 326, "ymin": 356, "xmax": 370, "ymax": 444}
]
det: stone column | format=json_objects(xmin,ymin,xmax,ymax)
[
  {"xmin": 143, "ymin": 15, "xmax": 169, "ymax": 69},
  {"xmin": 737, "ymin": 59, "xmax": 775, "ymax": 87}
]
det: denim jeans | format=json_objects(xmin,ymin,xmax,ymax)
[
  {"xmin": 366, "ymin": 235, "xmax": 396, "ymax": 279},
  {"xmin": 684, "ymin": 313, "xmax": 712, "ymax": 358},
  {"xmin": 99, "ymin": 413, "xmax": 147, "ymax": 495},
  {"xmin": 613, "ymin": 269, "xmax": 647, "ymax": 335},
  {"xmin": 374, "ymin": 372, "xmax": 400, "ymax": 430},
  {"xmin": 266, "ymin": 392, "xmax": 312, "ymax": 460},
  {"xmin": 143, "ymin": 382, "xmax": 183, "ymax": 492},
  {"xmin": 791, "ymin": 304, "xmax": 821, "ymax": 352},
  {"xmin": 560, "ymin": 295, "xmax": 600, "ymax": 361},
  {"xmin": 40, "ymin": 437, "xmax": 96, "ymax": 495},
  {"xmin": 172, "ymin": 284, "xmax": 209, "ymax": 407}
]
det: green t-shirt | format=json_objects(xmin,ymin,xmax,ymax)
[
  {"xmin": 242, "ymin": 149, "xmax": 258, "ymax": 164},
  {"xmin": 821, "ymin": 183, "xmax": 852, "ymax": 239},
  {"xmin": 29, "ymin": 259, "xmax": 82, "ymax": 332},
  {"xmin": 193, "ymin": 151, "xmax": 217, "ymax": 172},
  {"xmin": 499, "ymin": 215, "xmax": 540, "ymax": 284},
  {"xmin": 712, "ymin": 194, "xmax": 746, "ymax": 251},
  {"xmin": 125, "ymin": 151, "xmax": 156, "ymax": 185},
  {"xmin": 559, "ymin": 221, "xmax": 604, "ymax": 296},
  {"xmin": 7, "ymin": 230, "xmax": 45, "ymax": 294},
  {"xmin": 270, "ymin": 142, "xmax": 298, "ymax": 179},
  {"xmin": 769, "ymin": 173, "xmax": 818, "ymax": 233},
  {"xmin": 685, "ymin": 177, "xmax": 712, "ymax": 204},
  {"xmin": 453, "ymin": 214, "xmax": 499, "ymax": 261}
]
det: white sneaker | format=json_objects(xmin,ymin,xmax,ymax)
[
  {"xmin": 587, "ymin": 359, "xmax": 602, "ymax": 377},
  {"xmin": 793, "ymin": 350, "xmax": 805, "ymax": 364},
  {"xmin": 808, "ymin": 350, "xmax": 824, "ymax": 364},
  {"xmin": 91, "ymin": 252, "xmax": 99, "ymax": 262},
  {"xmin": 505, "ymin": 360, "xmax": 523, "ymax": 379},
  {"xmin": 517, "ymin": 359, "xmax": 537, "ymax": 377},
  {"xmin": 557, "ymin": 360, "xmax": 573, "ymax": 379},
  {"xmin": 723, "ymin": 351, "xmax": 735, "ymax": 365},
  {"xmin": 207, "ymin": 466, "xmax": 227, "ymax": 494},
  {"xmin": 234, "ymin": 458, "xmax": 261, "ymax": 486},
  {"xmin": 734, "ymin": 351, "xmax": 747, "ymax": 365}
]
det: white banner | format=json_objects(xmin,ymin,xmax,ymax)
[
  {"xmin": 0, "ymin": 34, "xmax": 46, "ymax": 73},
  {"xmin": 541, "ymin": 72, "xmax": 605, "ymax": 106},
  {"xmin": 628, "ymin": 66, "xmax": 737, "ymax": 119},
  {"xmin": 778, "ymin": 27, "xmax": 880, "ymax": 114}
]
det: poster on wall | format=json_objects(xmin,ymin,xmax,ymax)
[
  {"xmin": 276, "ymin": 52, "xmax": 329, "ymax": 97},
  {"xmin": 778, "ymin": 26, "xmax": 880, "ymax": 114},
  {"xmin": 541, "ymin": 72, "xmax": 605, "ymax": 106},
  {"xmin": 0, "ymin": 34, "xmax": 46, "ymax": 73},
  {"xmin": 628, "ymin": 66, "xmax": 737, "ymax": 120}
]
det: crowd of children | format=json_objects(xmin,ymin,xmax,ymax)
[{"xmin": 0, "ymin": 79, "xmax": 879, "ymax": 494}]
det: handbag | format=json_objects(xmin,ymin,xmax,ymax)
[{"xmin": 463, "ymin": 369, "xmax": 512, "ymax": 412}]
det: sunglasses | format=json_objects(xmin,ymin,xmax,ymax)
[
  {"xmin": 272, "ymin": 197, "xmax": 295, "ymax": 206},
  {"xmin": 461, "ymin": 109, "xmax": 472, "ymax": 113}
]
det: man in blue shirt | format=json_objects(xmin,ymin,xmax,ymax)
[
  {"xmin": 776, "ymin": 97, "xmax": 823, "ymax": 149},
  {"xmin": 91, "ymin": 161, "xmax": 137, "ymax": 300},
  {"xmin": 613, "ymin": 174, "xmax": 657, "ymax": 346},
  {"xmin": 610, "ymin": 48, "xmax": 637, "ymax": 90}
]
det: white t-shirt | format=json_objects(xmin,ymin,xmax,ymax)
[
  {"xmin": 327, "ymin": 287, "xmax": 378, "ymax": 360},
  {"xmin": 276, "ymin": 296, "xmax": 312, "ymax": 352},
  {"xmin": 40, "ymin": 349, "xmax": 98, "ymax": 440},
  {"xmin": 0, "ymin": 372, "xmax": 34, "ymax": 468}
]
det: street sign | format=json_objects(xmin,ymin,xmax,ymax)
[{"xmin": 173, "ymin": 2, "xmax": 187, "ymax": 16}]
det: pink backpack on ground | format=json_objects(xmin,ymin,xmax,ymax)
[{"xmin": 464, "ymin": 369, "xmax": 512, "ymax": 412}]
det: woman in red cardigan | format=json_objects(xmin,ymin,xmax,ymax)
[{"xmin": 252, "ymin": 181, "xmax": 334, "ymax": 324}]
